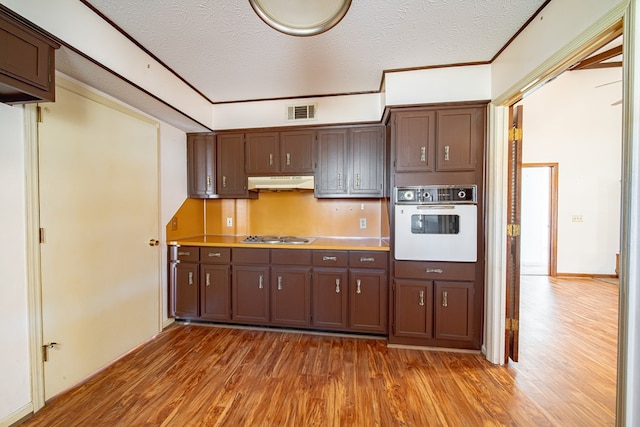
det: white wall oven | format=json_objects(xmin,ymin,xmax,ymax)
[{"xmin": 394, "ymin": 185, "xmax": 477, "ymax": 262}]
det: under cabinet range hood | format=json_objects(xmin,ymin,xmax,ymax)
[{"xmin": 247, "ymin": 175, "xmax": 315, "ymax": 191}]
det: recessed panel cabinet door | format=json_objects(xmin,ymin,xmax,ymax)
[
  {"xmin": 245, "ymin": 132, "xmax": 280, "ymax": 174},
  {"xmin": 349, "ymin": 269, "xmax": 387, "ymax": 333},
  {"xmin": 436, "ymin": 108, "xmax": 483, "ymax": 171},
  {"xmin": 315, "ymin": 129, "xmax": 348, "ymax": 197},
  {"xmin": 232, "ymin": 265, "xmax": 270, "ymax": 324},
  {"xmin": 217, "ymin": 133, "xmax": 247, "ymax": 196},
  {"xmin": 312, "ymin": 268, "xmax": 348, "ymax": 330},
  {"xmin": 394, "ymin": 110, "xmax": 436, "ymax": 172},
  {"xmin": 200, "ymin": 264, "xmax": 231, "ymax": 321},
  {"xmin": 187, "ymin": 134, "xmax": 216, "ymax": 198},
  {"xmin": 271, "ymin": 266, "xmax": 311, "ymax": 327},
  {"xmin": 280, "ymin": 130, "xmax": 315, "ymax": 174},
  {"xmin": 394, "ymin": 280, "xmax": 433, "ymax": 339},
  {"xmin": 175, "ymin": 263, "xmax": 199, "ymax": 318},
  {"xmin": 350, "ymin": 126, "xmax": 384, "ymax": 196},
  {"xmin": 434, "ymin": 281, "xmax": 474, "ymax": 341}
]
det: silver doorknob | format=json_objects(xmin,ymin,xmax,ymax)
[{"xmin": 149, "ymin": 239, "xmax": 160, "ymax": 246}]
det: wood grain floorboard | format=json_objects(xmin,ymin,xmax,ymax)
[{"xmin": 18, "ymin": 276, "xmax": 617, "ymax": 426}]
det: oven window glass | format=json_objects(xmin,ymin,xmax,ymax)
[{"xmin": 410, "ymin": 214, "xmax": 460, "ymax": 235}]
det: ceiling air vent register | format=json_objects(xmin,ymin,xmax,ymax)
[{"xmin": 287, "ymin": 104, "xmax": 317, "ymax": 121}]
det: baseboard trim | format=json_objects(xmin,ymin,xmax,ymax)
[
  {"xmin": 556, "ymin": 272, "xmax": 619, "ymax": 279},
  {"xmin": 1, "ymin": 402, "xmax": 33, "ymax": 427}
]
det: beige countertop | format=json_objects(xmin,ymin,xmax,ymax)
[{"xmin": 167, "ymin": 235, "xmax": 390, "ymax": 251}]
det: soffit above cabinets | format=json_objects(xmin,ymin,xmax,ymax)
[{"xmin": 83, "ymin": 0, "xmax": 547, "ymax": 104}]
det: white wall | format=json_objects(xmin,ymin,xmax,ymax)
[
  {"xmin": 519, "ymin": 68, "xmax": 622, "ymax": 275},
  {"xmin": 0, "ymin": 104, "xmax": 32, "ymax": 423}
]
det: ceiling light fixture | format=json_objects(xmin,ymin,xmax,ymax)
[{"xmin": 248, "ymin": 0, "xmax": 352, "ymax": 37}]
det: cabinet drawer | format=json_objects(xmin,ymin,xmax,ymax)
[
  {"xmin": 272, "ymin": 249, "xmax": 312, "ymax": 265},
  {"xmin": 349, "ymin": 251, "xmax": 388, "ymax": 269},
  {"xmin": 176, "ymin": 246, "xmax": 199, "ymax": 262},
  {"xmin": 233, "ymin": 248, "xmax": 270, "ymax": 264},
  {"xmin": 200, "ymin": 247, "xmax": 231, "ymax": 264},
  {"xmin": 313, "ymin": 250, "xmax": 348, "ymax": 267},
  {"xmin": 394, "ymin": 261, "xmax": 475, "ymax": 281}
]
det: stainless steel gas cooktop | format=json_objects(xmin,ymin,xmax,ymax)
[{"xmin": 243, "ymin": 235, "xmax": 315, "ymax": 244}]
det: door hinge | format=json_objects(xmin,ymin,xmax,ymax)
[
  {"xmin": 505, "ymin": 318, "xmax": 519, "ymax": 332},
  {"xmin": 508, "ymin": 128, "xmax": 522, "ymax": 141},
  {"xmin": 37, "ymin": 106, "xmax": 43, "ymax": 123},
  {"xmin": 39, "ymin": 227, "xmax": 45, "ymax": 243},
  {"xmin": 507, "ymin": 224, "xmax": 520, "ymax": 237}
]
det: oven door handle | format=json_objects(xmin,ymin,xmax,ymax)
[{"xmin": 416, "ymin": 205, "xmax": 456, "ymax": 210}]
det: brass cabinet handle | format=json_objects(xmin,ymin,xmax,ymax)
[
  {"xmin": 269, "ymin": 153, "xmax": 273, "ymax": 166},
  {"xmin": 426, "ymin": 268, "xmax": 443, "ymax": 274},
  {"xmin": 222, "ymin": 175, "xmax": 227, "ymax": 188},
  {"xmin": 442, "ymin": 291, "xmax": 448, "ymax": 307},
  {"xmin": 419, "ymin": 290, "xmax": 425, "ymax": 306},
  {"xmin": 286, "ymin": 153, "xmax": 291, "ymax": 165},
  {"xmin": 360, "ymin": 257, "xmax": 375, "ymax": 263},
  {"xmin": 206, "ymin": 273, "xmax": 211, "ymax": 287},
  {"xmin": 206, "ymin": 175, "xmax": 212, "ymax": 188},
  {"xmin": 355, "ymin": 173, "xmax": 360, "ymax": 188},
  {"xmin": 258, "ymin": 275, "xmax": 264, "ymax": 289},
  {"xmin": 337, "ymin": 173, "xmax": 342, "ymax": 188},
  {"xmin": 277, "ymin": 276, "xmax": 283, "ymax": 291},
  {"xmin": 335, "ymin": 279, "xmax": 341, "ymax": 293},
  {"xmin": 208, "ymin": 252, "xmax": 222, "ymax": 257},
  {"xmin": 420, "ymin": 146, "xmax": 426, "ymax": 162},
  {"xmin": 444, "ymin": 145, "xmax": 450, "ymax": 161},
  {"xmin": 322, "ymin": 256, "xmax": 337, "ymax": 262},
  {"xmin": 356, "ymin": 279, "xmax": 361, "ymax": 294},
  {"xmin": 188, "ymin": 272, "xmax": 193, "ymax": 285}
]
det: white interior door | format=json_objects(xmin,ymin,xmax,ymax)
[
  {"xmin": 520, "ymin": 166, "xmax": 551, "ymax": 275},
  {"xmin": 38, "ymin": 81, "xmax": 161, "ymax": 399}
]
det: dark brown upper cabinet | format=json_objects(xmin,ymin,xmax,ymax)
[
  {"xmin": 315, "ymin": 126, "xmax": 384, "ymax": 198},
  {"xmin": 435, "ymin": 108, "xmax": 483, "ymax": 172},
  {"xmin": 393, "ymin": 110, "xmax": 436, "ymax": 173},
  {"xmin": 245, "ymin": 130, "xmax": 314, "ymax": 175},
  {"xmin": 0, "ymin": 7, "xmax": 60, "ymax": 104},
  {"xmin": 187, "ymin": 134, "xmax": 216, "ymax": 198},
  {"xmin": 217, "ymin": 133, "xmax": 251, "ymax": 197}
]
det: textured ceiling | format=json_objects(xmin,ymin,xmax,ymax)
[{"xmin": 84, "ymin": 0, "xmax": 547, "ymax": 104}]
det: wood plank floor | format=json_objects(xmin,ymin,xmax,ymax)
[{"xmin": 19, "ymin": 276, "xmax": 618, "ymax": 426}]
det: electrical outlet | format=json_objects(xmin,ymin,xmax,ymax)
[
  {"xmin": 170, "ymin": 217, "xmax": 178, "ymax": 231},
  {"xmin": 572, "ymin": 215, "xmax": 584, "ymax": 223},
  {"xmin": 360, "ymin": 218, "xmax": 367, "ymax": 229},
  {"xmin": 226, "ymin": 217, "xmax": 233, "ymax": 227}
]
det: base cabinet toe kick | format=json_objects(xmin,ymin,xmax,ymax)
[{"xmin": 168, "ymin": 246, "xmax": 388, "ymax": 336}]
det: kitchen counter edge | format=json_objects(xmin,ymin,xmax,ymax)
[{"xmin": 167, "ymin": 235, "xmax": 390, "ymax": 252}]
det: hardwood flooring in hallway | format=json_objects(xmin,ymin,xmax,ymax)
[{"xmin": 19, "ymin": 276, "xmax": 618, "ymax": 426}]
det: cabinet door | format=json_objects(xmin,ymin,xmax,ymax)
[
  {"xmin": 349, "ymin": 269, "xmax": 387, "ymax": 333},
  {"xmin": 312, "ymin": 268, "xmax": 348, "ymax": 330},
  {"xmin": 217, "ymin": 133, "xmax": 247, "ymax": 196},
  {"xmin": 174, "ymin": 262, "xmax": 199, "ymax": 318},
  {"xmin": 434, "ymin": 281, "xmax": 474, "ymax": 341},
  {"xmin": 271, "ymin": 266, "xmax": 311, "ymax": 327},
  {"xmin": 315, "ymin": 129, "xmax": 348, "ymax": 197},
  {"xmin": 394, "ymin": 280, "xmax": 433, "ymax": 339},
  {"xmin": 436, "ymin": 108, "xmax": 483, "ymax": 171},
  {"xmin": 394, "ymin": 110, "xmax": 436, "ymax": 172},
  {"xmin": 349, "ymin": 126, "xmax": 384, "ymax": 196},
  {"xmin": 232, "ymin": 265, "xmax": 270, "ymax": 324},
  {"xmin": 245, "ymin": 132, "xmax": 280, "ymax": 174},
  {"xmin": 280, "ymin": 130, "xmax": 315, "ymax": 174},
  {"xmin": 200, "ymin": 264, "xmax": 231, "ymax": 321},
  {"xmin": 187, "ymin": 134, "xmax": 216, "ymax": 198}
]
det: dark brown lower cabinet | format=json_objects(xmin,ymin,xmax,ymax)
[
  {"xmin": 271, "ymin": 266, "xmax": 311, "ymax": 327},
  {"xmin": 349, "ymin": 269, "xmax": 388, "ymax": 333},
  {"xmin": 311, "ymin": 268, "xmax": 348, "ymax": 330},
  {"xmin": 174, "ymin": 262, "xmax": 199, "ymax": 318},
  {"xmin": 394, "ymin": 279, "xmax": 433, "ymax": 339},
  {"xmin": 232, "ymin": 265, "xmax": 270, "ymax": 324},
  {"xmin": 434, "ymin": 281, "xmax": 474, "ymax": 341},
  {"xmin": 200, "ymin": 264, "xmax": 231, "ymax": 321}
]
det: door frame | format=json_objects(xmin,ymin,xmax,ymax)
[{"xmin": 522, "ymin": 163, "xmax": 559, "ymax": 277}]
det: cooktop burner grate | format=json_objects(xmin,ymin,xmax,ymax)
[{"xmin": 243, "ymin": 235, "xmax": 314, "ymax": 244}]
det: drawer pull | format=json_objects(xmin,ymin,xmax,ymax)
[
  {"xmin": 207, "ymin": 252, "xmax": 222, "ymax": 258},
  {"xmin": 258, "ymin": 275, "xmax": 264, "ymax": 289},
  {"xmin": 206, "ymin": 273, "xmax": 211, "ymax": 287},
  {"xmin": 277, "ymin": 276, "xmax": 283, "ymax": 291},
  {"xmin": 360, "ymin": 257, "xmax": 375, "ymax": 263},
  {"xmin": 419, "ymin": 290, "xmax": 424, "ymax": 306},
  {"xmin": 323, "ymin": 256, "xmax": 337, "ymax": 262},
  {"xmin": 188, "ymin": 272, "xmax": 194, "ymax": 285},
  {"xmin": 356, "ymin": 279, "xmax": 362, "ymax": 294},
  {"xmin": 442, "ymin": 291, "xmax": 448, "ymax": 307},
  {"xmin": 178, "ymin": 251, "xmax": 191, "ymax": 257},
  {"xmin": 335, "ymin": 279, "xmax": 341, "ymax": 293},
  {"xmin": 426, "ymin": 268, "xmax": 443, "ymax": 274}
]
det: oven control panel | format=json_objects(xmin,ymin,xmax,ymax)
[{"xmin": 395, "ymin": 185, "xmax": 477, "ymax": 204}]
